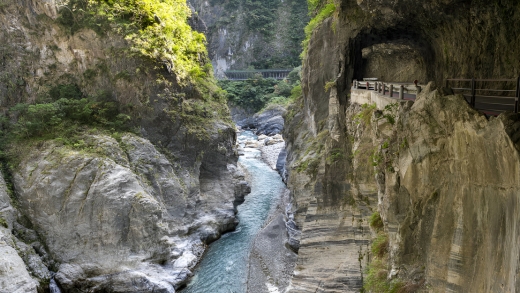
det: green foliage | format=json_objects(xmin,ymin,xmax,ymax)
[
  {"xmin": 324, "ymin": 80, "xmax": 335, "ymax": 92},
  {"xmin": 369, "ymin": 212, "xmax": 384, "ymax": 231},
  {"xmin": 326, "ymin": 148, "xmax": 344, "ymax": 164},
  {"xmin": 243, "ymin": 0, "xmax": 279, "ymax": 36},
  {"xmin": 400, "ymin": 137, "xmax": 408, "ymax": 148},
  {"xmin": 290, "ymin": 84, "xmax": 303, "ymax": 100},
  {"xmin": 57, "ymin": 0, "xmax": 111, "ymax": 35},
  {"xmin": 354, "ymin": 103, "xmax": 377, "ymax": 126},
  {"xmin": 307, "ymin": 0, "xmax": 321, "ymax": 14},
  {"xmin": 382, "ymin": 103, "xmax": 398, "ymax": 125},
  {"xmin": 287, "ymin": 66, "xmax": 302, "ymax": 84},
  {"xmin": 47, "ymin": 83, "xmax": 83, "ymax": 101},
  {"xmin": 219, "ymin": 77, "xmax": 278, "ymax": 112},
  {"xmin": 221, "ymin": 67, "xmax": 302, "ymax": 113},
  {"xmin": 364, "ymin": 259, "xmax": 405, "ymax": 293},
  {"xmin": 0, "ymin": 217, "xmax": 7, "ymax": 228},
  {"xmin": 261, "ymin": 67, "xmax": 302, "ymax": 111},
  {"xmin": 296, "ymin": 129, "xmax": 328, "ymax": 177},
  {"xmin": 296, "ymin": 157, "xmax": 320, "ymax": 177},
  {"xmin": 7, "ymin": 84, "xmax": 130, "ymax": 139},
  {"xmin": 372, "ymin": 233, "xmax": 389, "ymax": 258},
  {"xmin": 274, "ymin": 81, "xmax": 294, "ymax": 97},
  {"xmin": 58, "ymin": 0, "xmax": 211, "ymax": 84},
  {"xmin": 301, "ymin": 2, "xmax": 336, "ymax": 59},
  {"xmin": 370, "ymin": 148, "xmax": 383, "ymax": 167},
  {"xmin": 83, "ymin": 68, "xmax": 98, "ymax": 80}
]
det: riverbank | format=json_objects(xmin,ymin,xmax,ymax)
[{"xmin": 247, "ymin": 188, "xmax": 298, "ymax": 293}]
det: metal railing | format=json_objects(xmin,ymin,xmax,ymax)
[
  {"xmin": 445, "ymin": 78, "xmax": 520, "ymax": 115},
  {"xmin": 223, "ymin": 69, "xmax": 292, "ymax": 80},
  {"xmin": 352, "ymin": 79, "xmax": 421, "ymax": 101}
]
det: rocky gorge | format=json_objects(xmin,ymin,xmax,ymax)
[
  {"xmin": 2, "ymin": 0, "xmax": 520, "ymax": 292},
  {"xmin": 0, "ymin": 0, "xmax": 253, "ymax": 292}
]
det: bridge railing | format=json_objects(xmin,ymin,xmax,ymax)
[
  {"xmin": 352, "ymin": 79, "xmax": 421, "ymax": 101},
  {"xmin": 353, "ymin": 78, "xmax": 520, "ymax": 115},
  {"xmin": 446, "ymin": 78, "xmax": 520, "ymax": 115},
  {"xmin": 223, "ymin": 69, "xmax": 292, "ymax": 80}
]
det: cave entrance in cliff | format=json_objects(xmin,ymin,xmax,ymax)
[{"xmin": 352, "ymin": 28, "xmax": 434, "ymax": 84}]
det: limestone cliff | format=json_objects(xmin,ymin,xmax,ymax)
[
  {"xmin": 284, "ymin": 0, "xmax": 520, "ymax": 292},
  {"xmin": 187, "ymin": 0, "xmax": 308, "ymax": 76},
  {"xmin": 0, "ymin": 0, "xmax": 246, "ymax": 292}
]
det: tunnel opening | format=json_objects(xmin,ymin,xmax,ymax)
[{"xmin": 351, "ymin": 26, "xmax": 435, "ymax": 85}]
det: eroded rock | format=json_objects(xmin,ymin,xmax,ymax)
[{"xmin": 12, "ymin": 133, "xmax": 240, "ymax": 291}]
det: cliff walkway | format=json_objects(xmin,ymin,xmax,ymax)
[
  {"xmin": 353, "ymin": 78, "xmax": 520, "ymax": 116},
  {"xmin": 353, "ymin": 79, "xmax": 419, "ymax": 101},
  {"xmin": 223, "ymin": 69, "xmax": 292, "ymax": 80}
]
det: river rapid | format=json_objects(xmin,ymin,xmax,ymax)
[{"xmin": 182, "ymin": 131, "xmax": 288, "ymax": 293}]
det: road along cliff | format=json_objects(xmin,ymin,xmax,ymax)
[{"xmin": 283, "ymin": 0, "xmax": 520, "ymax": 291}]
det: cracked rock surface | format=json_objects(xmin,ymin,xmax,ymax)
[{"xmin": 12, "ymin": 133, "xmax": 243, "ymax": 291}]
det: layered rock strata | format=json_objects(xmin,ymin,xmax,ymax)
[
  {"xmin": 286, "ymin": 83, "xmax": 520, "ymax": 291},
  {"xmin": 284, "ymin": 0, "xmax": 520, "ymax": 291}
]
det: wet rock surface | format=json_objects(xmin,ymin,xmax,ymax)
[
  {"xmin": 235, "ymin": 106, "xmax": 287, "ymax": 136},
  {"xmin": 254, "ymin": 107, "xmax": 287, "ymax": 136}
]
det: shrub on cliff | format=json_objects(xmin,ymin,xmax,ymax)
[
  {"xmin": 6, "ymin": 84, "xmax": 129, "ymax": 139},
  {"xmin": 57, "ymin": 0, "xmax": 212, "ymax": 84},
  {"xmin": 301, "ymin": 1, "xmax": 336, "ymax": 58},
  {"xmin": 369, "ymin": 212, "xmax": 384, "ymax": 231}
]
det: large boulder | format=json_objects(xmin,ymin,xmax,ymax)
[
  {"xmin": 12, "ymin": 133, "xmax": 240, "ymax": 291},
  {"xmin": 254, "ymin": 106, "xmax": 287, "ymax": 136}
]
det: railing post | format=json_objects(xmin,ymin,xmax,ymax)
[
  {"xmin": 353, "ymin": 80, "xmax": 357, "ymax": 89},
  {"xmin": 515, "ymin": 77, "xmax": 520, "ymax": 113},
  {"xmin": 389, "ymin": 84, "xmax": 394, "ymax": 98},
  {"xmin": 378, "ymin": 82, "xmax": 382, "ymax": 93},
  {"xmin": 471, "ymin": 78, "xmax": 476, "ymax": 107},
  {"xmin": 399, "ymin": 85, "xmax": 404, "ymax": 100},
  {"xmin": 383, "ymin": 83, "xmax": 386, "ymax": 95},
  {"xmin": 366, "ymin": 82, "xmax": 369, "ymax": 90}
]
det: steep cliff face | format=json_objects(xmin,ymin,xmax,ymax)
[
  {"xmin": 377, "ymin": 88, "xmax": 520, "ymax": 292},
  {"xmin": 285, "ymin": 0, "xmax": 520, "ymax": 291},
  {"xmin": 0, "ymin": 0, "xmax": 244, "ymax": 292},
  {"xmin": 187, "ymin": 0, "xmax": 308, "ymax": 76}
]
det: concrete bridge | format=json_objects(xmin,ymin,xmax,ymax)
[
  {"xmin": 353, "ymin": 78, "xmax": 520, "ymax": 116},
  {"xmin": 223, "ymin": 69, "xmax": 292, "ymax": 80}
]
